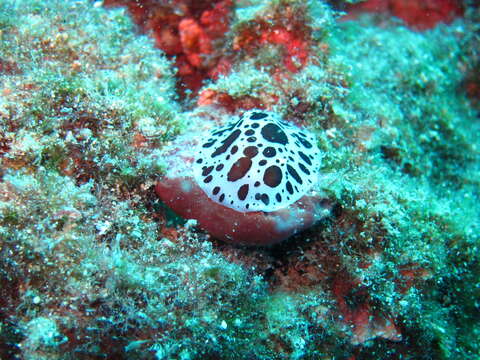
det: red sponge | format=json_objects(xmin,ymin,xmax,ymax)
[{"xmin": 156, "ymin": 176, "xmax": 330, "ymax": 246}]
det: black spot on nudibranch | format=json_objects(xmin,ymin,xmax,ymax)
[
  {"xmin": 292, "ymin": 133, "xmax": 313, "ymax": 148},
  {"xmin": 243, "ymin": 146, "xmax": 258, "ymax": 158},
  {"xmin": 299, "ymin": 137, "xmax": 312, "ymax": 148},
  {"xmin": 287, "ymin": 165, "xmax": 303, "ymax": 184},
  {"xmin": 202, "ymin": 140, "xmax": 216, "ymax": 148},
  {"xmin": 263, "ymin": 147, "xmax": 276, "ymax": 158},
  {"xmin": 298, "ymin": 151, "xmax": 312, "ymax": 165},
  {"xmin": 202, "ymin": 166, "xmax": 214, "ymax": 177},
  {"xmin": 238, "ymin": 184, "xmax": 249, "ymax": 200},
  {"xmin": 213, "ymin": 186, "xmax": 221, "ymax": 195},
  {"xmin": 298, "ymin": 163, "xmax": 310, "ymax": 175},
  {"xmin": 286, "ymin": 181, "xmax": 294, "ymax": 194},
  {"xmin": 261, "ymin": 123, "xmax": 288, "ymax": 145},
  {"xmin": 212, "ymin": 129, "xmax": 241, "ymax": 157},
  {"xmin": 263, "ymin": 165, "xmax": 282, "ymax": 187},
  {"xmin": 250, "ymin": 112, "xmax": 268, "ymax": 120},
  {"xmin": 261, "ymin": 194, "xmax": 270, "ymax": 205},
  {"xmin": 227, "ymin": 157, "xmax": 252, "ymax": 181}
]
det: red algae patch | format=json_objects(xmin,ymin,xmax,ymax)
[{"xmin": 104, "ymin": 0, "xmax": 233, "ymax": 95}]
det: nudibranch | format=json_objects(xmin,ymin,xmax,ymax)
[{"xmin": 156, "ymin": 110, "xmax": 331, "ymax": 246}]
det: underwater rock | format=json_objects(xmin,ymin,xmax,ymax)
[{"xmin": 156, "ymin": 110, "xmax": 330, "ymax": 245}]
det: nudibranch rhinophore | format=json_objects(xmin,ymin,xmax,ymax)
[{"xmin": 156, "ymin": 110, "xmax": 331, "ymax": 246}]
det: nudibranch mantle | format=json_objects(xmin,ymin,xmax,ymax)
[{"xmin": 192, "ymin": 110, "xmax": 321, "ymax": 212}]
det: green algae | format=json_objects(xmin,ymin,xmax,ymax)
[
  {"xmin": 0, "ymin": 0, "xmax": 479, "ymax": 359},
  {"xmin": 0, "ymin": 0, "xmax": 181, "ymax": 185},
  {"xmin": 321, "ymin": 15, "xmax": 480, "ymax": 359}
]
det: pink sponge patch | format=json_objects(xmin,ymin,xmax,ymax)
[{"xmin": 156, "ymin": 176, "xmax": 330, "ymax": 246}]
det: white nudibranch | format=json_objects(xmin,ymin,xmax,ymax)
[{"xmin": 193, "ymin": 110, "xmax": 321, "ymax": 212}]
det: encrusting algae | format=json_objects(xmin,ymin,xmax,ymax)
[{"xmin": 0, "ymin": 0, "xmax": 479, "ymax": 359}]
